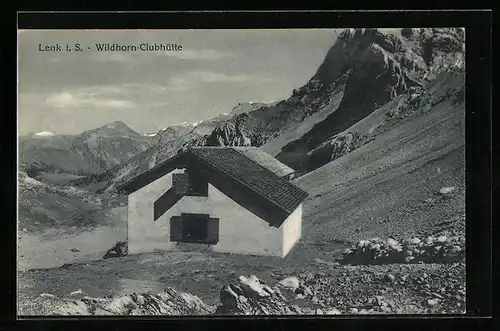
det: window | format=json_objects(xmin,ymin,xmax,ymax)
[{"xmin": 170, "ymin": 213, "xmax": 219, "ymax": 245}]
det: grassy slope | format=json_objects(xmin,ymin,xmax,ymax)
[
  {"xmin": 18, "ymin": 173, "xmax": 125, "ymax": 234},
  {"xmin": 294, "ymin": 72, "xmax": 465, "ymax": 243},
  {"xmin": 17, "ymin": 172, "xmax": 128, "ymax": 270}
]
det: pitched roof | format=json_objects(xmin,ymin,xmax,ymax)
[
  {"xmin": 231, "ymin": 147, "xmax": 295, "ymax": 178},
  {"xmin": 189, "ymin": 147, "xmax": 306, "ymax": 213},
  {"xmin": 117, "ymin": 147, "xmax": 308, "ymax": 218}
]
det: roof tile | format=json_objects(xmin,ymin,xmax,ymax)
[{"xmin": 189, "ymin": 147, "xmax": 307, "ymax": 213}]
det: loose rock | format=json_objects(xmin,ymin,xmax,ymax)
[
  {"xmin": 427, "ymin": 298, "xmax": 439, "ymax": 307},
  {"xmin": 325, "ymin": 307, "xmax": 342, "ymax": 315},
  {"xmin": 438, "ymin": 186, "xmax": 455, "ymax": 195},
  {"xmin": 383, "ymin": 274, "xmax": 396, "ymax": 283},
  {"xmin": 278, "ymin": 276, "xmax": 300, "ymax": 292}
]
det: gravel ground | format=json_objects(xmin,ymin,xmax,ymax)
[
  {"xmin": 18, "ymin": 253, "xmax": 465, "ymax": 315},
  {"xmin": 17, "ymin": 74, "xmax": 465, "ymax": 316},
  {"xmin": 18, "ymin": 214, "xmax": 465, "ymax": 316}
]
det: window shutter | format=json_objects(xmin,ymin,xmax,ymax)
[
  {"xmin": 170, "ymin": 216, "xmax": 183, "ymax": 242},
  {"xmin": 207, "ymin": 217, "xmax": 219, "ymax": 245},
  {"xmin": 172, "ymin": 173, "xmax": 189, "ymax": 195}
]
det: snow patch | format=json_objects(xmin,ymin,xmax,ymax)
[
  {"xmin": 23, "ymin": 176, "xmax": 45, "ymax": 186},
  {"xmin": 247, "ymin": 100, "xmax": 279, "ymax": 105},
  {"xmin": 35, "ymin": 131, "xmax": 56, "ymax": 137}
]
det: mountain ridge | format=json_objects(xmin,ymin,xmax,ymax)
[
  {"xmin": 19, "ymin": 121, "xmax": 152, "ymax": 179},
  {"xmin": 65, "ymin": 28, "xmax": 464, "ymax": 192}
]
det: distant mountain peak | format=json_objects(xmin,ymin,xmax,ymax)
[
  {"xmin": 102, "ymin": 120, "xmax": 132, "ymax": 130},
  {"xmin": 85, "ymin": 120, "xmax": 140, "ymax": 137}
]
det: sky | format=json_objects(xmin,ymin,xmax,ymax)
[{"xmin": 18, "ymin": 29, "xmax": 339, "ymax": 135}]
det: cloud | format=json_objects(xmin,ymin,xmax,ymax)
[
  {"xmin": 166, "ymin": 70, "xmax": 277, "ymax": 92},
  {"xmin": 17, "ymin": 29, "xmax": 338, "ymax": 134},
  {"xmin": 195, "ymin": 71, "xmax": 249, "ymax": 83},
  {"xmin": 96, "ymin": 99, "xmax": 135, "ymax": 108},
  {"xmin": 90, "ymin": 52, "xmax": 137, "ymax": 63},
  {"xmin": 158, "ymin": 49, "xmax": 232, "ymax": 60},
  {"xmin": 45, "ymin": 92, "xmax": 75, "ymax": 107},
  {"xmin": 44, "ymin": 91, "xmax": 135, "ymax": 108}
]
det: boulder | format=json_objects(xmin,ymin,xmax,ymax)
[
  {"xmin": 278, "ymin": 276, "xmax": 300, "ymax": 292},
  {"xmin": 357, "ymin": 240, "xmax": 371, "ymax": 248},
  {"xmin": 103, "ymin": 241, "xmax": 128, "ymax": 259},
  {"xmin": 386, "ymin": 238, "xmax": 403, "ymax": 252},
  {"xmin": 383, "ymin": 274, "xmax": 396, "ymax": 283},
  {"xmin": 33, "ymin": 288, "xmax": 215, "ymax": 315},
  {"xmin": 438, "ymin": 186, "xmax": 455, "ymax": 195},
  {"xmin": 220, "ymin": 284, "xmax": 242, "ymax": 309},
  {"xmin": 40, "ymin": 293, "xmax": 56, "ymax": 298},
  {"xmin": 325, "ymin": 307, "xmax": 342, "ymax": 315},
  {"xmin": 427, "ymin": 298, "xmax": 439, "ymax": 308},
  {"xmin": 237, "ymin": 275, "xmax": 274, "ymax": 298},
  {"xmin": 406, "ymin": 237, "xmax": 421, "ymax": 245},
  {"xmin": 437, "ymin": 235, "xmax": 447, "ymax": 243},
  {"xmin": 216, "ymin": 274, "xmax": 312, "ymax": 315},
  {"xmin": 302, "ymin": 285, "xmax": 313, "ymax": 297},
  {"xmin": 404, "ymin": 256, "xmax": 415, "ymax": 263}
]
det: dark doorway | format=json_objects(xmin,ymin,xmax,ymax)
[
  {"xmin": 170, "ymin": 214, "xmax": 220, "ymax": 245},
  {"xmin": 181, "ymin": 213, "xmax": 209, "ymax": 243}
]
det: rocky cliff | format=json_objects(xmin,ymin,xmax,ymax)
[{"xmin": 275, "ymin": 28, "xmax": 464, "ymax": 171}]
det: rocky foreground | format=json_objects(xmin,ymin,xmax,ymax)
[
  {"xmin": 20, "ymin": 263, "xmax": 465, "ymax": 316},
  {"xmin": 18, "ymin": 212, "xmax": 465, "ymax": 316},
  {"xmin": 20, "ymin": 238, "xmax": 465, "ymax": 316}
]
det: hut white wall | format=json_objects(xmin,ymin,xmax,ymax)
[
  {"xmin": 127, "ymin": 168, "xmax": 185, "ymax": 254},
  {"xmin": 205, "ymin": 184, "xmax": 282, "ymax": 257},
  {"xmin": 280, "ymin": 204, "xmax": 302, "ymax": 258},
  {"xmin": 127, "ymin": 173, "xmax": 284, "ymax": 257}
]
